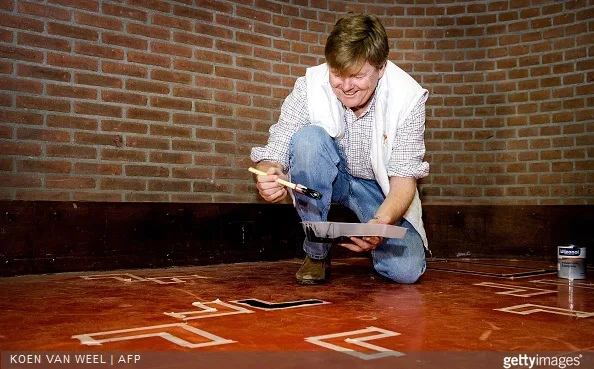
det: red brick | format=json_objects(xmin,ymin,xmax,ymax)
[
  {"xmin": 47, "ymin": 115, "xmax": 97, "ymax": 130},
  {"xmin": 99, "ymin": 178, "xmax": 145, "ymax": 191},
  {"xmin": 47, "ymin": 144, "xmax": 97, "ymax": 159},
  {"xmin": 102, "ymin": 3, "xmax": 147, "ymax": 21},
  {"xmin": 0, "ymin": 14, "xmax": 44, "ymax": 32},
  {"xmin": 172, "ymin": 86, "xmax": 211, "ymax": 100},
  {"xmin": 126, "ymin": 79, "xmax": 169, "ymax": 94},
  {"xmin": 150, "ymin": 69, "xmax": 191, "ymax": 84},
  {"xmin": 0, "ymin": 173, "xmax": 42, "ymax": 188},
  {"xmin": 0, "ymin": 76, "xmax": 42, "ymax": 94},
  {"xmin": 149, "ymin": 151, "xmax": 192, "ymax": 164},
  {"xmin": 18, "ymin": 159, "xmax": 71, "ymax": 173},
  {"xmin": 18, "ymin": 33, "xmax": 71, "ymax": 52},
  {"xmin": 172, "ymin": 113, "xmax": 212, "ymax": 127},
  {"xmin": 102, "ymin": 61, "xmax": 147, "ymax": 78},
  {"xmin": 49, "ymin": 0, "xmax": 99, "ymax": 12},
  {"xmin": 102, "ymin": 33, "xmax": 148, "ymax": 50},
  {"xmin": 48, "ymin": 22, "xmax": 98, "ymax": 41},
  {"xmin": 17, "ymin": 127, "xmax": 70, "ymax": 142},
  {"xmin": 101, "ymin": 148, "xmax": 147, "ymax": 162},
  {"xmin": 18, "ymin": 64, "xmax": 70, "ymax": 82},
  {"xmin": 15, "ymin": 190, "xmax": 71, "ymax": 201},
  {"xmin": 127, "ymin": 51, "xmax": 170, "ymax": 67},
  {"xmin": 127, "ymin": 23, "xmax": 170, "ymax": 40},
  {"xmin": 170, "ymin": 167, "xmax": 211, "ymax": 179},
  {"xmin": 74, "ymin": 132, "xmax": 123, "ymax": 147},
  {"xmin": 101, "ymin": 120, "xmax": 148, "ymax": 134},
  {"xmin": 151, "ymin": 42, "xmax": 192, "ymax": 58},
  {"xmin": 18, "ymin": 1, "xmax": 71, "ymax": 21},
  {"xmin": 152, "ymin": 13, "xmax": 192, "ymax": 31},
  {"xmin": 0, "ymin": 141, "xmax": 42, "ymax": 156},
  {"xmin": 172, "ymin": 4, "xmax": 211, "ymax": 21},
  {"xmin": 74, "ymin": 102, "xmax": 122, "ymax": 118},
  {"xmin": 46, "ymin": 84, "xmax": 97, "ymax": 99},
  {"xmin": 148, "ymin": 180, "xmax": 191, "ymax": 192},
  {"xmin": 173, "ymin": 59, "xmax": 212, "ymax": 74},
  {"xmin": 0, "ymin": 0, "xmax": 13, "ymax": 11},
  {"xmin": 0, "ymin": 28, "xmax": 13, "ymax": 43},
  {"xmin": 75, "ymin": 43, "xmax": 124, "ymax": 60},
  {"xmin": 127, "ymin": 0, "xmax": 171, "ymax": 13},
  {"xmin": 127, "ymin": 107, "xmax": 169, "ymax": 122},
  {"xmin": 47, "ymin": 53, "xmax": 98, "ymax": 71},
  {"xmin": 149, "ymin": 125, "xmax": 191, "ymax": 140},
  {"xmin": 74, "ymin": 192, "xmax": 122, "ymax": 202},
  {"xmin": 173, "ymin": 140, "xmax": 212, "ymax": 152},
  {"xmin": 74, "ymin": 162, "xmax": 121, "ymax": 176},
  {"xmin": 75, "ymin": 12, "xmax": 123, "ymax": 31},
  {"xmin": 126, "ymin": 164, "xmax": 169, "ymax": 177},
  {"xmin": 17, "ymin": 96, "xmax": 70, "ymax": 112},
  {"xmin": 0, "ymin": 60, "xmax": 12, "ymax": 75},
  {"xmin": 102, "ymin": 91, "xmax": 147, "ymax": 106},
  {"xmin": 125, "ymin": 136, "xmax": 169, "ymax": 150}
]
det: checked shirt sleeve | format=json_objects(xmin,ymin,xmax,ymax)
[
  {"xmin": 250, "ymin": 76, "xmax": 310, "ymax": 171},
  {"xmin": 387, "ymin": 94, "xmax": 430, "ymax": 179}
]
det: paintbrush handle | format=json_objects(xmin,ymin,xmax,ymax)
[{"xmin": 248, "ymin": 167, "xmax": 297, "ymax": 190}]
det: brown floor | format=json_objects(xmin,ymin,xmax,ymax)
[{"xmin": 1, "ymin": 258, "xmax": 593, "ymax": 368}]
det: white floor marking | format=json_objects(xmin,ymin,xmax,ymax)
[
  {"xmin": 164, "ymin": 299, "xmax": 254, "ymax": 320},
  {"xmin": 72, "ymin": 323, "xmax": 234, "ymax": 348},
  {"xmin": 231, "ymin": 298, "xmax": 330, "ymax": 311},
  {"xmin": 494, "ymin": 304, "xmax": 594, "ymax": 318},
  {"xmin": 529, "ymin": 279, "xmax": 594, "ymax": 289},
  {"xmin": 80, "ymin": 274, "xmax": 209, "ymax": 284},
  {"xmin": 474, "ymin": 282, "xmax": 556, "ymax": 297},
  {"xmin": 144, "ymin": 275, "xmax": 210, "ymax": 284},
  {"xmin": 305, "ymin": 326, "xmax": 404, "ymax": 360},
  {"xmin": 80, "ymin": 273, "xmax": 147, "ymax": 283}
]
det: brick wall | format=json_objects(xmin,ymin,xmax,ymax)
[{"xmin": 0, "ymin": 0, "xmax": 592, "ymax": 204}]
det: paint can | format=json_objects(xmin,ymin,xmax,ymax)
[{"xmin": 557, "ymin": 245, "xmax": 586, "ymax": 280}]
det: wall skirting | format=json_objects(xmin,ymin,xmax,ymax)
[{"xmin": 1, "ymin": 201, "xmax": 592, "ymax": 276}]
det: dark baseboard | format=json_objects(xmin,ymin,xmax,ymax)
[{"xmin": 1, "ymin": 201, "xmax": 592, "ymax": 276}]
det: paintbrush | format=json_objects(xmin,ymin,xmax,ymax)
[{"xmin": 248, "ymin": 167, "xmax": 323, "ymax": 200}]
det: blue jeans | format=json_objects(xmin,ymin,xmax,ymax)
[{"xmin": 289, "ymin": 125, "xmax": 426, "ymax": 284}]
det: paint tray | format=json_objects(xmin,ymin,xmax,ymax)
[{"xmin": 302, "ymin": 221, "xmax": 407, "ymax": 243}]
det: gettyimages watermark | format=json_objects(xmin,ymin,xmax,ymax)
[{"xmin": 503, "ymin": 353, "xmax": 583, "ymax": 369}]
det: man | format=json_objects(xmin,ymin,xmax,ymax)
[{"xmin": 250, "ymin": 13, "xmax": 430, "ymax": 285}]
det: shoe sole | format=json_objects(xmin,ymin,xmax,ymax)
[{"xmin": 296, "ymin": 278, "xmax": 326, "ymax": 285}]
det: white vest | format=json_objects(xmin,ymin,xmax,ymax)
[{"xmin": 304, "ymin": 61, "xmax": 429, "ymax": 248}]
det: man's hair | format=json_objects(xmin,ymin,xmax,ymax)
[{"xmin": 324, "ymin": 13, "xmax": 389, "ymax": 76}]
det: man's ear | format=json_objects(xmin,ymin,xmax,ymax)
[{"xmin": 378, "ymin": 62, "xmax": 387, "ymax": 79}]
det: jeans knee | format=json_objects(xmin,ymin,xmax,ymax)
[
  {"xmin": 373, "ymin": 257, "xmax": 425, "ymax": 284},
  {"xmin": 290, "ymin": 126, "xmax": 329, "ymax": 157}
]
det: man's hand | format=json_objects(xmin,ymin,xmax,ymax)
[
  {"xmin": 254, "ymin": 166, "xmax": 288, "ymax": 203},
  {"xmin": 338, "ymin": 215, "xmax": 391, "ymax": 252}
]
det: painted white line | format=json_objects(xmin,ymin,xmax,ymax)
[
  {"xmin": 80, "ymin": 274, "xmax": 210, "ymax": 284},
  {"xmin": 72, "ymin": 323, "xmax": 235, "ymax": 348},
  {"xmin": 494, "ymin": 304, "xmax": 594, "ymax": 318},
  {"xmin": 529, "ymin": 279, "xmax": 594, "ymax": 289},
  {"xmin": 164, "ymin": 299, "xmax": 254, "ymax": 320},
  {"xmin": 305, "ymin": 326, "xmax": 404, "ymax": 360},
  {"xmin": 474, "ymin": 282, "xmax": 556, "ymax": 297}
]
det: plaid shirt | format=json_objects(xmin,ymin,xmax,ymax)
[{"xmin": 251, "ymin": 76, "xmax": 429, "ymax": 180}]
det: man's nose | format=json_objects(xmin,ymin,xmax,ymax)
[{"xmin": 341, "ymin": 77, "xmax": 353, "ymax": 90}]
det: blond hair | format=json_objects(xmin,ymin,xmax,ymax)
[{"xmin": 324, "ymin": 13, "xmax": 389, "ymax": 76}]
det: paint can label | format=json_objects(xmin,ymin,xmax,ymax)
[{"xmin": 557, "ymin": 245, "xmax": 586, "ymax": 280}]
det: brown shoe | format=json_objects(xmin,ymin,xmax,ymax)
[{"xmin": 296, "ymin": 255, "xmax": 330, "ymax": 285}]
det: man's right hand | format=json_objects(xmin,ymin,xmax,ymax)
[{"xmin": 254, "ymin": 166, "xmax": 288, "ymax": 203}]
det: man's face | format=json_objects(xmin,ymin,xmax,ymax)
[{"xmin": 329, "ymin": 61, "xmax": 385, "ymax": 116}]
